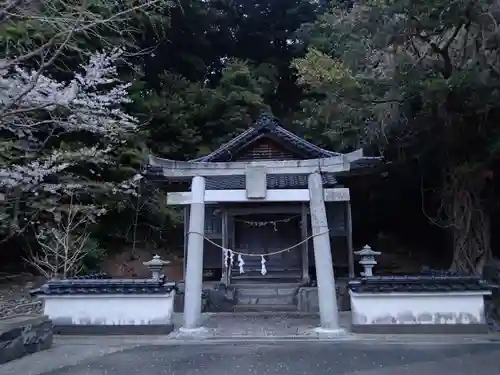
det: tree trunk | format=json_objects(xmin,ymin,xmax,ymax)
[{"xmin": 444, "ymin": 167, "xmax": 491, "ymax": 276}]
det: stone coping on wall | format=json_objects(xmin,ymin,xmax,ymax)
[
  {"xmin": 348, "ymin": 276, "xmax": 491, "ymax": 294},
  {"xmin": 30, "ymin": 278, "xmax": 178, "ymax": 296},
  {"xmin": 0, "ymin": 315, "xmax": 53, "ymax": 364}
]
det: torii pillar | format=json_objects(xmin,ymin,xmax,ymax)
[
  {"xmin": 308, "ymin": 171, "xmax": 342, "ymax": 332},
  {"xmin": 182, "ymin": 175, "xmax": 206, "ymax": 330}
]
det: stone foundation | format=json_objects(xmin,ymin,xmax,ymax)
[
  {"xmin": 297, "ymin": 282, "xmax": 350, "ymax": 313},
  {"xmin": 0, "ymin": 315, "xmax": 53, "ymax": 364},
  {"xmin": 176, "ymin": 282, "xmax": 351, "ymax": 313},
  {"xmin": 175, "ymin": 281, "xmax": 352, "ymax": 313}
]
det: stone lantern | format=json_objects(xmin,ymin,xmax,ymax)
[
  {"xmin": 354, "ymin": 245, "xmax": 381, "ymax": 277},
  {"xmin": 143, "ymin": 254, "xmax": 170, "ymax": 281}
]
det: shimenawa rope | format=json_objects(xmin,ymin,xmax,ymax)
[
  {"xmin": 187, "ymin": 230, "xmax": 330, "ymax": 275},
  {"xmin": 187, "ymin": 229, "xmax": 329, "ymax": 257}
]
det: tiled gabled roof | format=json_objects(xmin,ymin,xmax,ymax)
[{"xmin": 191, "ymin": 115, "xmax": 341, "ymax": 162}]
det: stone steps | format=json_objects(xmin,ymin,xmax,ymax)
[
  {"xmin": 230, "ymin": 270, "xmax": 302, "ymax": 284},
  {"xmin": 233, "ymin": 304, "xmax": 297, "ymax": 312},
  {"xmin": 231, "ymin": 283, "xmax": 301, "ymax": 312}
]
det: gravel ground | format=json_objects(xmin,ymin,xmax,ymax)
[{"xmin": 0, "ymin": 274, "xmax": 44, "ymax": 318}]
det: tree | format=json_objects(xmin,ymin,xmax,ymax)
[
  {"xmin": 25, "ymin": 195, "xmax": 106, "ymax": 278},
  {"xmin": 0, "ymin": 0, "xmax": 171, "ymax": 66},
  {"xmin": 293, "ymin": 0, "xmax": 500, "ymax": 274},
  {"xmin": 140, "ymin": 58, "xmax": 272, "ymax": 160},
  {"xmin": 0, "ymin": 49, "xmax": 141, "ymax": 243}
]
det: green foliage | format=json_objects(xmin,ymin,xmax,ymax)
[
  {"xmin": 5, "ymin": 0, "xmax": 500, "ymax": 273},
  {"xmin": 293, "ymin": 1, "xmax": 500, "ymax": 161},
  {"xmin": 79, "ymin": 237, "xmax": 107, "ymax": 275},
  {"xmin": 133, "ymin": 58, "xmax": 273, "ymax": 160},
  {"xmin": 0, "ymin": 0, "xmax": 326, "ymax": 261},
  {"xmin": 290, "ymin": 0, "xmax": 500, "ymax": 272}
]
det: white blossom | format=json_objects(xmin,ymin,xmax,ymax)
[
  {"xmin": 0, "ymin": 49, "xmax": 142, "ymax": 236},
  {"xmin": 0, "ymin": 48, "xmax": 137, "ymax": 137},
  {"xmin": 0, "ymin": 49, "xmax": 137, "ymax": 191}
]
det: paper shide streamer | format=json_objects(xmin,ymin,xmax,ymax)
[
  {"xmin": 223, "ymin": 249, "xmax": 268, "ymax": 275},
  {"xmin": 237, "ymin": 254, "xmax": 245, "ymax": 274},
  {"xmin": 223, "ymin": 248, "xmax": 235, "ymax": 268},
  {"xmin": 260, "ymin": 255, "xmax": 267, "ymax": 275}
]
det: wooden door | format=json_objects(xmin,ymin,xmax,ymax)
[{"xmin": 232, "ymin": 214, "xmax": 302, "ymax": 275}]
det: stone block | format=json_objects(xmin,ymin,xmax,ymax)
[
  {"xmin": 0, "ymin": 315, "xmax": 53, "ymax": 365},
  {"xmin": 245, "ymin": 166, "xmax": 267, "ymax": 199},
  {"xmin": 297, "ymin": 285, "xmax": 349, "ymax": 313}
]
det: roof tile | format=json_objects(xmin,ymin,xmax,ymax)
[
  {"xmin": 30, "ymin": 278, "xmax": 177, "ymax": 296},
  {"xmin": 348, "ymin": 276, "xmax": 491, "ymax": 294},
  {"xmin": 192, "ymin": 115, "xmax": 340, "ymax": 162},
  {"xmin": 203, "ymin": 173, "xmax": 337, "ymax": 190}
]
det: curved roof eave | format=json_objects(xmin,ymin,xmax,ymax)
[{"xmin": 190, "ymin": 115, "xmax": 342, "ymax": 162}]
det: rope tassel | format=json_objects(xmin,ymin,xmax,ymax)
[
  {"xmin": 238, "ymin": 254, "xmax": 245, "ymax": 274},
  {"xmin": 260, "ymin": 255, "xmax": 267, "ymax": 275}
]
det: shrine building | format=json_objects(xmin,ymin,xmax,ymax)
[{"xmin": 146, "ymin": 115, "xmax": 381, "ymax": 330}]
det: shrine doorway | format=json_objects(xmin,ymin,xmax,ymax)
[{"xmin": 230, "ymin": 213, "xmax": 303, "ymax": 282}]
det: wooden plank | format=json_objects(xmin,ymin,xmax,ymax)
[
  {"xmin": 346, "ymin": 201, "xmax": 355, "ymax": 278},
  {"xmin": 324, "ymin": 188, "xmax": 350, "ymax": 202},
  {"xmin": 225, "ymin": 205, "xmax": 302, "ymax": 215},
  {"xmin": 183, "ymin": 206, "xmax": 189, "ymax": 279},
  {"xmin": 301, "ymin": 203, "xmax": 310, "ymax": 284},
  {"xmin": 221, "ymin": 210, "xmax": 228, "ymax": 285},
  {"xmin": 167, "ymin": 188, "xmax": 350, "ymax": 205},
  {"xmin": 326, "ymin": 202, "xmax": 347, "ymax": 236}
]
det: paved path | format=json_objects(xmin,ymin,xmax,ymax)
[
  {"xmin": 3, "ymin": 341, "xmax": 500, "ymax": 375},
  {"xmin": 169, "ymin": 312, "xmax": 354, "ymax": 339},
  {"xmin": 168, "ymin": 312, "xmax": 500, "ymax": 341},
  {"xmin": 3, "ymin": 313, "xmax": 500, "ymax": 375}
]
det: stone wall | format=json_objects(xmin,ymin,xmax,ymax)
[
  {"xmin": 0, "ymin": 315, "xmax": 53, "ymax": 364},
  {"xmin": 297, "ymin": 280, "xmax": 350, "ymax": 313}
]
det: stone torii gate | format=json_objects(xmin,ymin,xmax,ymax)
[{"xmin": 149, "ymin": 150, "xmax": 368, "ymax": 333}]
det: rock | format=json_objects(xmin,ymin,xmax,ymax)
[
  {"xmin": 205, "ymin": 284, "xmax": 236, "ymax": 312},
  {"xmin": 0, "ymin": 315, "xmax": 53, "ymax": 364}
]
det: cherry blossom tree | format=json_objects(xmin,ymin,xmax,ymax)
[
  {"xmin": 0, "ymin": 48, "xmax": 141, "ymax": 242},
  {"xmin": 0, "ymin": 0, "xmax": 172, "ymax": 246}
]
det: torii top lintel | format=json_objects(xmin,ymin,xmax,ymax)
[
  {"xmin": 148, "ymin": 149, "xmax": 365, "ymax": 178},
  {"xmin": 146, "ymin": 115, "xmax": 382, "ymax": 181}
]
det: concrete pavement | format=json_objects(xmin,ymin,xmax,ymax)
[
  {"xmin": 2, "ymin": 340, "xmax": 500, "ymax": 375},
  {"xmin": 2, "ymin": 313, "xmax": 500, "ymax": 375}
]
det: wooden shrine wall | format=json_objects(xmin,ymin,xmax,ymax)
[{"xmin": 233, "ymin": 137, "xmax": 302, "ymax": 161}]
